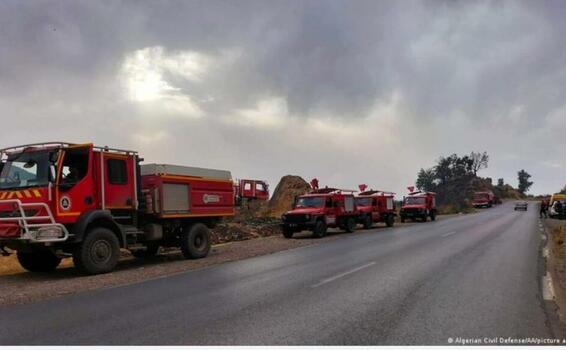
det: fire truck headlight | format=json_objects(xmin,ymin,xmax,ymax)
[{"xmin": 36, "ymin": 227, "xmax": 64, "ymax": 239}]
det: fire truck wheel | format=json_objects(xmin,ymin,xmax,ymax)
[
  {"xmin": 17, "ymin": 250, "xmax": 61, "ymax": 273},
  {"xmin": 74, "ymin": 228, "xmax": 120, "ymax": 275},
  {"xmin": 386, "ymin": 215, "xmax": 395, "ymax": 227},
  {"xmin": 345, "ymin": 217, "xmax": 356, "ymax": 233},
  {"xmin": 132, "ymin": 243, "xmax": 160, "ymax": 258},
  {"xmin": 282, "ymin": 226, "xmax": 294, "ymax": 239},
  {"xmin": 181, "ymin": 223, "xmax": 211, "ymax": 259},
  {"xmin": 362, "ymin": 215, "xmax": 373, "ymax": 229},
  {"xmin": 430, "ymin": 211, "xmax": 436, "ymax": 221},
  {"xmin": 312, "ymin": 220, "xmax": 327, "ymax": 238},
  {"xmin": 400, "ymin": 216, "xmax": 406, "ymax": 223},
  {"xmin": 421, "ymin": 214, "xmax": 428, "ymax": 222}
]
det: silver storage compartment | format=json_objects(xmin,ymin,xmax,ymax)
[{"xmin": 162, "ymin": 183, "xmax": 190, "ymax": 214}]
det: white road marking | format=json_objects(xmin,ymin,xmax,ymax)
[
  {"xmin": 543, "ymin": 247, "xmax": 549, "ymax": 258},
  {"xmin": 312, "ymin": 262, "xmax": 376, "ymax": 288},
  {"xmin": 543, "ymin": 274, "xmax": 556, "ymax": 301},
  {"xmin": 441, "ymin": 231, "xmax": 457, "ymax": 237}
]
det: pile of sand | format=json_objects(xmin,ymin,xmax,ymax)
[{"xmin": 267, "ymin": 175, "xmax": 311, "ymax": 218}]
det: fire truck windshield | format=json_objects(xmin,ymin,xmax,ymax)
[
  {"xmin": 0, "ymin": 151, "xmax": 53, "ymax": 190},
  {"xmin": 295, "ymin": 196, "xmax": 325, "ymax": 208},
  {"xmin": 404, "ymin": 196, "xmax": 425, "ymax": 205},
  {"xmin": 355, "ymin": 198, "xmax": 372, "ymax": 206}
]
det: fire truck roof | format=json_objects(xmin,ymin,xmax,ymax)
[
  {"xmin": 407, "ymin": 190, "xmax": 436, "ymax": 196},
  {"xmin": 358, "ymin": 190, "xmax": 395, "ymax": 196},
  {"xmin": 0, "ymin": 142, "xmax": 138, "ymax": 155},
  {"xmin": 140, "ymin": 164, "xmax": 232, "ymax": 180}
]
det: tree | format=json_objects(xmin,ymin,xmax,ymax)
[
  {"xmin": 559, "ymin": 184, "xmax": 566, "ymax": 195},
  {"xmin": 517, "ymin": 170, "xmax": 533, "ymax": 195},
  {"xmin": 470, "ymin": 151, "xmax": 489, "ymax": 176},
  {"xmin": 497, "ymin": 178, "xmax": 505, "ymax": 188},
  {"xmin": 416, "ymin": 168, "xmax": 436, "ymax": 192}
]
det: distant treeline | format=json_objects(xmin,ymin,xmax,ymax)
[{"xmin": 415, "ymin": 152, "xmax": 529, "ymax": 213}]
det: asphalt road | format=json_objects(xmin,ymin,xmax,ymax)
[{"xmin": 0, "ymin": 202, "xmax": 553, "ymax": 345}]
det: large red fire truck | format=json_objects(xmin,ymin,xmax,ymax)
[
  {"xmin": 281, "ymin": 185, "xmax": 358, "ymax": 239},
  {"xmin": 472, "ymin": 191, "xmax": 495, "ymax": 208},
  {"xmin": 0, "ymin": 142, "xmax": 234, "ymax": 274},
  {"xmin": 234, "ymin": 179, "xmax": 269, "ymax": 204},
  {"xmin": 399, "ymin": 191, "xmax": 437, "ymax": 222},
  {"xmin": 355, "ymin": 188, "xmax": 396, "ymax": 229}
]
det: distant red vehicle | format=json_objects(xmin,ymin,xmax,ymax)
[
  {"xmin": 472, "ymin": 191, "xmax": 495, "ymax": 208},
  {"xmin": 400, "ymin": 191, "xmax": 437, "ymax": 222},
  {"xmin": 355, "ymin": 188, "xmax": 396, "ymax": 229},
  {"xmin": 0, "ymin": 142, "xmax": 234, "ymax": 275},
  {"xmin": 234, "ymin": 179, "xmax": 269, "ymax": 204},
  {"xmin": 281, "ymin": 185, "xmax": 359, "ymax": 239}
]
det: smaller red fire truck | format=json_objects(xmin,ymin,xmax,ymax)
[
  {"xmin": 355, "ymin": 188, "xmax": 396, "ymax": 229},
  {"xmin": 472, "ymin": 191, "xmax": 495, "ymax": 208},
  {"xmin": 400, "ymin": 191, "xmax": 437, "ymax": 222},
  {"xmin": 0, "ymin": 142, "xmax": 234, "ymax": 275},
  {"xmin": 281, "ymin": 183, "xmax": 359, "ymax": 239},
  {"xmin": 234, "ymin": 179, "xmax": 269, "ymax": 205}
]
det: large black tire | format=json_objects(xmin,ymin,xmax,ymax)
[
  {"xmin": 385, "ymin": 215, "xmax": 395, "ymax": 227},
  {"xmin": 73, "ymin": 227, "xmax": 121, "ymax": 275},
  {"xmin": 312, "ymin": 220, "xmax": 327, "ymax": 238},
  {"xmin": 430, "ymin": 211, "xmax": 436, "ymax": 221},
  {"xmin": 131, "ymin": 243, "xmax": 160, "ymax": 258},
  {"xmin": 17, "ymin": 250, "xmax": 61, "ymax": 273},
  {"xmin": 345, "ymin": 217, "xmax": 356, "ymax": 233},
  {"xmin": 363, "ymin": 215, "xmax": 373, "ymax": 229},
  {"xmin": 180, "ymin": 223, "xmax": 211, "ymax": 259},
  {"xmin": 421, "ymin": 214, "xmax": 428, "ymax": 222},
  {"xmin": 282, "ymin": 226, "xmax": 295, "ymax": 239},
  {"xmin": 400, "ymin": 216, "xmax": 406, "ymax": 223}
]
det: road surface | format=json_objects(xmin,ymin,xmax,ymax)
[{"xmin": 0, "ymin": 202, "xmax": 553, "ymax": 345}]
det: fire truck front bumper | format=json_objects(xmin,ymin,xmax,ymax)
[
  {"xmin": 281, "ymin": 214, "xmax": 317, "ymax": 231},
  {"xmin": 400, "ymin": 209, "xmax": 425, "ymax": 218},
  {"xmin": 0, "ymin": 200, "xmax": 69, "ymax": 243}
]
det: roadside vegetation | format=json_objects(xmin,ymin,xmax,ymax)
[{"xmin": 415, "ymin": 151, "xmax": 528, "ymax": 214}]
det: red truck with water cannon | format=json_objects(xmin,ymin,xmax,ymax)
[
  {"xmin": 399, "ymin": 191, "xmax": 437, "ymax": 222},
  {"xmin": 0, "ymin": 142, "xmax": 234, "ymax": 275},
  {"xmin": 472, "ymin": 191, "xmax": 495, "ymax": 208},
  {"xmin": 281, "ymin": 179, "xmax": 359, "ymax": 238},
  {"xmin": 355, "ymin": 184, "xmax": 396, "ymax": 229}
]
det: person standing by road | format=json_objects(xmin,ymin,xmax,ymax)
[{"xmin": 540, "ymin": 199, "xmax": 548, "ymax": 218}]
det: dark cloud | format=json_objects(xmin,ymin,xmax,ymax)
[{"xmin": 0, "ymin": 0, "xmax": 564, "ymax": 194}]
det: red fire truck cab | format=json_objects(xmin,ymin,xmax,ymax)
[
  {"xmin": 472, "ymin": 191, "xmax": 495, "ymax": 208},
  {"xmin": 0, "ymin": 142, "xmax": 234, "ymax": 275},
  {"xmin": 400, "ymin": 191, "xmax": 437, "ymax": 222},
  {"xmin": 355, "ymin": 190, "xmax": 396, "ymax": 229},
  {"xmin": 234, "ymin": 179, "xmax": 269, "ymax": 204},
  {"xmin": 281, "ymin": 187, "xmax": 358, "ymax": 239}
]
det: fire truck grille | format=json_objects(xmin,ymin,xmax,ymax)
[{"xmin": 284, "ymin": 214, "xmax": 309, "ymax": 223}]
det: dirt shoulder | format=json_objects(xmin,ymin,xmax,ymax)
[
  {"xmin": 545, "ymin": 219, "xmax": 566, "ymax": 324},
  {"xmin": 0, "ymin": 214, "xmax": 464, "ymax": 307}
]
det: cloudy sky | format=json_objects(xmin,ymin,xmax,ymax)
[{"xmin": 1, "ymin": 0, "xmax": 565, "ymax": 195}]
